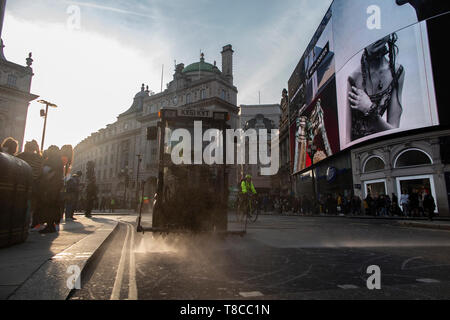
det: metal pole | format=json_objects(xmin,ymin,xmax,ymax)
[
  {"xmin": 135, "ymin": 154, "xmax": 142, "ymax": 212},
  {"xmin": 156, "ymin": 122, "xmax": 166, "ymax": 195},
  {"xmin": 41, "ymin": 103, "xmax": 49, "ymax": 151}
]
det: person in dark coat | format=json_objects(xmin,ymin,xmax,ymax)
[
  {"xmin": 85, "ymin": 161, "xmax": 98, "ymax": 218},
  {"xmin": 17, "ymin": 140, "xmax": 43, "ymax": 227},
  {"xmin": 38, "ymin": 146, "xmax": 64, "ymax": 234},
  {"xmin": 423, "ymin": 189, "xmax": 436, "ymax": 221}
]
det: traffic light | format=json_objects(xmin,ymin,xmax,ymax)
[{"xmin": 147, "ymin": 127, "xmax": 157, "ymax": 140}]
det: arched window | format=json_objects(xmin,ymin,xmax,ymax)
[
  {"xmin": 363, "ymin": 156, "xmax": 385, "ymax": 173},
  {"xmin": 394, "ymin": 149, "xmax": 432, "ymax": 168}
]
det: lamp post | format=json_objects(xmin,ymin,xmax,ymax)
[
  {"xmin": 37, "ymin": 100, "xmax": 58, "ymax": 151},
  {"xmin": 135, "ymin": 154, "xmax": 142, "ymax": 212}
]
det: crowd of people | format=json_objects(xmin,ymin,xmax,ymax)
[
  {"xmin": 2, "ymin": 135, "xmax": 440, "ymax": 235},
  {"xmin": 256, "ymin": 190, "xmax": 436, "ymax": 221},
  {"xmin": 1, "ymin": 137, "xmax": 86, "ymax": 234},
  {"xmin": 256, "ymin": 194, "xmax": 362, "ymax": 216}
]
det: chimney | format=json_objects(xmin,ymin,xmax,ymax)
[{"xmin": 221, "ymin": 44, "xmax": 234, "ymax": 85}]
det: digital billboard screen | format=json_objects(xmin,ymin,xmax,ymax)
[
  {"xmin": 289, "ymin": 0, "xmax": 449, "ymax": 174},
  {"xmin": 293, "ymin": 79, "xmax": 340, "ymax": 173},
  {"xmin": 336, "ymin": 22, "xmax": 439, "ymax": 149}
]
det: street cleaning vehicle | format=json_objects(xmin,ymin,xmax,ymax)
[{"xmin": 136, "ymin": 107, "xmax": 245, "ymax": 236}]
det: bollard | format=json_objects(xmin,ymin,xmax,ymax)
[{"xmin": 0, "ymin": 152, "xmax": 32, "ymax": 248}]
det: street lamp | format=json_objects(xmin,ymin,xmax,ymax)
[
  {"xmin": 37, "ymin": 100, "xmax": 58, "ymax": 151},
  {"xmin": 135, "ymin": 154, "xmax": 143, "ymax": 212}
]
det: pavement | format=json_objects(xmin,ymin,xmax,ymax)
[
  {"xmin": 0, "ymin": 213, "xmax": 135, "ymax": 300},
  {"xmin": 396, "ymin": 220, "xmax": 450, "ymax": 230}
]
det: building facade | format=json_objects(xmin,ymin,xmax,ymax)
[
  {"xmin": 239, "ymin": 103, "xmax": 280, "ymax": 194},
  {"xmin": 0, "ymin": 0, "xmax": 38, "ymax": 150},
  {"xmin": 285, "ymin": 2, "xmax": 449, "ymax": 216},
  {"xmin": 73, "ymin": 45, "xmax": 240, "ymax": 205},
  {"xmin": 352, "ymin": 129, "xmax": 450, "ymax": 216},
  {"xmin": 278, "ymin": 89, "xmax": 291, "ymax": 196}
]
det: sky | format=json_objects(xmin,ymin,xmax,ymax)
[{"xmin": 3, "ymin": 0, "xmax": 333, "ymax": 148}]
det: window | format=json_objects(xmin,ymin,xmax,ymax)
[
  {"xmin": 186, "ymin": 94, "xmax": 191, "ymax": 104},
  {"xmin": 201, "ymin": 89, "xmax": 206, "ymax": 100},
  {"xmin": 221, "ymin": 89, "xmax": 226, "ymax": 100},
  {"xmin": 7, "ymin": 74, "xmax": 17, "ymax": 87},
  {"xmin": 395, "ymin": 149, "xmax": 432, "ymax": 168},
  {"xmin": 363, "ymin": 156, "xmax": 385, "ymax": 173}
]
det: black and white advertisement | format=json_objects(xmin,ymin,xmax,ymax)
[{"xmin": 336, "ymin": 22, "xmax": 438, "ymax": 149}]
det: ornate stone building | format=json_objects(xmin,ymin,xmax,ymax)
[
  {"xmin": 72, "ymin": 45, "xmax": 239, "ymax": 204},
  {"xmin": 239, "ymin": 103, "xmax": 280, "ymax": 194},
  {"xmin": 0, "ymin": 0, "xmax": 38, "ymax": 150}
]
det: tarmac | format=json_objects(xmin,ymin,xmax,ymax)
[{"xmin": 1, "ymin": 210, "xmax": 448, "ymax": 300}]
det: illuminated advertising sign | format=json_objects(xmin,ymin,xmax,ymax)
[{"xmin": 289, "ymin": 0, "xmax": 449, "ymax": 174}]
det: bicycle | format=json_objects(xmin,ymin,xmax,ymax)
[{"xmin": 243, "ymin": 194, "xmax": 259, "ymax": 224}]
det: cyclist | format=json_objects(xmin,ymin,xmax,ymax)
[
  {"xmin": 241, "ymin": 174, "xmax": 257, "ymax": 196},
  {"xmin": 238, "ymin": 174, "xmax": 257, "ymax": 219}
]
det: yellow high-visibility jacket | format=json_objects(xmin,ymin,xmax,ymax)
[{"xmin": 241, "ymin": 180, "xmax": 257, "ymax": 194}]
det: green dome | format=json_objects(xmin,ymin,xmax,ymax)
[{"xmin": 182, "ymin": 57, "xmax": 220, "ymax": 74}]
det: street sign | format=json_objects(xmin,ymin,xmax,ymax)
[{"xmin": 178, "ymin": 109, "xmax": 212, "ymax": 118}]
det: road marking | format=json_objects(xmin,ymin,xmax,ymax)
[
  {"xmin": 239, "ymin": 291, "xmax": 264, "ymax": 298},
  {"xmin": 338, "ymin": 284, "xmax": 359, "ymax": 290},
  {"xmin": 110, "ymin": 224, "xmax": 130, "ymax": 300},
  {"xmin": 416, "ymin": 278, "xmax": 440, "ymax": 283},
  {"xmin": 128, "ymin": 225, "xmax": 138, "ymax": 300},
  {"xmin": 401, "ymin": 256, "xmax": 423, "ymax": 270},
  {"xmin": 268, "ymin": 265, "xmax": 313, "ymax": 287}
]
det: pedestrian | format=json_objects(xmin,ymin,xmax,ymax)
[
  {"xmin": 423, "ymin": 190, "xmax": 436, "ymax": 221},
  {"xmin": 37, "ymin": 146, "xmax": 64, "ymax": 234},
  {"xmin": 100, "ymin": 196, "xmax": 106, "ymax": 212},
  {"xmin": 65, "ymin": 171, "xmax": 82, "ymax": 221},
  {"xmin": 17, "ymin": 140, "xmax": 43, "ymax": 228},
  {"xmin": 110, "ymin": 197, "xmax": 115, "ymax": 213},
  {"xmin": 60, "ymin": 145, "xmax": 74, "ymax": 226},
  {"xmin": 85, "ymin": 161, "xmax": 98, "ymax": 218},
  {"xmin": 385, "ymin": 195, "xmax": 392, "ymax": 216},
  {"xmin": 352, "ymin": 195, "xmax": 362, "ymax": 216},
  {"xmin": 1, "ymin": 137, "xmax": 19, "ymax": 156},
  {"xmin": 400, "ymin": 189, "xmax": 409, "ymax": 217},
  {"xmin": 365, "ymin": 193, "xmax": 373, "ymax": 216}
]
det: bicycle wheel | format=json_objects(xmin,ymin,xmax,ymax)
[{"xmin": 248, "ymin": 199, "xmax": 259, "ymax": 223}]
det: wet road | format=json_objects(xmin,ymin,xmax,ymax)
[{"xmin": 71, "ymin": 215, "xmax": 450, "ymax": 300}]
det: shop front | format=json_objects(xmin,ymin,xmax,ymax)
[{"xmin": 352, "ymin": 130, "xmax": 450, "ymax": 216}]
